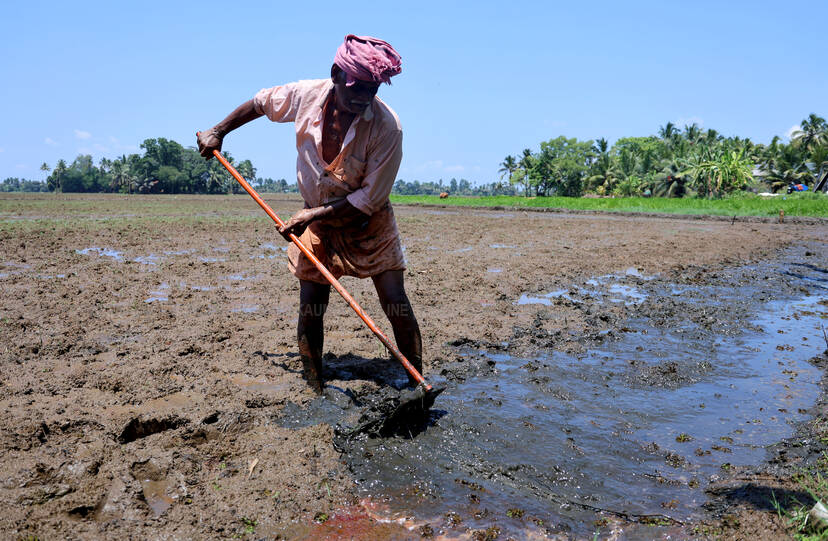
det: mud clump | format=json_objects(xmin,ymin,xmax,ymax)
[
  {"xmin": 334, "ymin": 384, "xmax": 445, "ymax": 443},
  {"xmin": 626, "ymin": 359, "xmax": 714, "ymax": 389}
]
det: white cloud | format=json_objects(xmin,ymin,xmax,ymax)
[
  {"xmin": 93, "ymin": 143, "xmax": 110, "ymax": 152},
  {"xmin": 444, "ymin": 165, "xmax": 465, "ymax": 173},
  {"xmin": 785, "ymin": 124, "xmax": 799, "ymax": 140},
  {"xmin": 45, "ymin": 137, "xmax": 58, "ymax": 146},
  {"xmin": 74, "ymin": 129, "xmax": 92, "ymax": 140},
  {"xmin": 0, "ymin": 147, "xmax": 4, "ymax": 153}
]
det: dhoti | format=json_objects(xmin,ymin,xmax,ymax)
[{"xmin": 288, "ymin": 202, "xmax": 405, "ymax": 283}]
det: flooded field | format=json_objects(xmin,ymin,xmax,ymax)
[
  {"xmin": 0, "ymin": 194, "xmax": 826, "ymax": 540},
  {"xmin": 325, "ymin": 248, "xmax": 827, "ymax": 538}
]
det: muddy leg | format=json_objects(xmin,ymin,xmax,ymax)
[
  {"xmin": 372, "ymin": 270, "xmax": 423, "ymax": 386},
  {"xmin": 298, "ymin": 280, "xmax": 330, "ymax": 394}
]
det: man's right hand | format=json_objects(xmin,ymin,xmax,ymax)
[{"xmin": 197, "ymin": 128, "xmax": 224, "ymax": 159}]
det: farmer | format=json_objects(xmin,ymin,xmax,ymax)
[{"xmin": 197, "ymin": 35, "xmax": 421, "ymax": 395}]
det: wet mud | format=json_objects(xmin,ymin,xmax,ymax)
[{"xmin": 0, "ymin": 193, "xmax": 826, "ymax": 539}]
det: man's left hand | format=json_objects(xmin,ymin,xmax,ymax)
[{"xmin": 279, "ymin": 208, "xmax": 321, "ymax": 241}]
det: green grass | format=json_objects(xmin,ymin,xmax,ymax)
[
  {"xmin": 1, "ymin": 193, "xmax": 824, "ymax": 233},
  {"xmin": 773, "ymin": 455, "xmax": 828, "ymax": 539},
  {"xmin": 389, "ymin": 192, "xmax": 828, "ymax": 218}
]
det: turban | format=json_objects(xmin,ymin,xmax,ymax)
[{"xmin": 333, "ymin": 35, "xmax": 402, "ymax": 86}]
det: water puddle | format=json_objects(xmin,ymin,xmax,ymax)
[
  {"xmin": 325, "ymin": 249, "xmax": 827, "ymax": 537},
  {"xmin": 517, "ymin": 272, "xmax": 651, "ymax": 306},
  {"xmin": 144, "ymin": 282, "xmax": 170, "ymax": 303},
  {"xmin": 190, "ymin": 285, "xmax": 214, "ymax": 292},
  {"xmin": 131, "ymin": 460, "xmax": 176, "ymax": 517},
  {"xmin": 134, "ymin": 254, "xmax": 163, "ymax": 265},
  {"xmin": 607, "ymin": 283, "xmax": 647, "ymax": 304},
  {"xmin": 198, "ymin": 256, "xmax": 225, "ymax": 263},
  {"xmin": 624, "ymin": 267, "xmax": 654, "ymax": 279},
  {"xmin": 1, "ymin": 261, "xmax": 33, "ymax": 279},
  {"xmin": 487, "ymin": 268, "xmax": 503, "ymax": 273},
  {"xmin": 141, "ymin": 479, "xmax": 175, "ymax": 516},
  {"xmin": 223, "ymin": 273, "xmax": 261, "ymax": 282},
  {"xmin": 251, "ymin": 242, "xmax": 285, "ymax": 259},
  {"xmin": 517, "ymin": 289, "xmax": 570, "ymax": 305},
  {"xmin": 231, "ymin": 305, "xmax": 260, "ymax": 313},
  {"xmin": 3, "ymin": 261, "xmax": 31, "ymax": 269},
  {"xmin": 489, "ymin": 244, "xmax": 517, "ymax": 249},
  {"xmin": 76, "ymin": 247, "xmax": 124, "ymax": 261}
]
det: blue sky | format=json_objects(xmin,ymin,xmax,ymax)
[{"xmin": 2, "ymin": 0, "xmax": 826, "ymax": 184}]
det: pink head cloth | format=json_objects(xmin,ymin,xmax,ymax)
[{"xmin": 333, "ymin": 35, "xmax": 402, "ymax": 86}]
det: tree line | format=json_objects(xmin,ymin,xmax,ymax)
[
  {"xmin": 499, "ymin": 114, "xmax": 827, "ymax": 197},
  {"xmin": 4, "ymin": 114, "xmax": 825, "ymax": 197},
  {"xmin": 3, "ymin": 138, "xmax": 296, "ymax": 195}
]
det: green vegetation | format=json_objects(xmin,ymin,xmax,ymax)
[
  {"xmin": 498, "ymin": 113, "xmax": 828, "ymax": 198},
  {"xmin": 6, "ymin": 138, "xmax": 296, "ymax": 195},
  {"xmin": 5, "ymin": 114, "xmax": 826, "ymax": 203},
  {"xmin": 389, "ymin": 192, "xmax": 827, "ymax": 218},
  {"xmin": 773, "ymin": 458, "xmax": 828, "ymax": 540}
]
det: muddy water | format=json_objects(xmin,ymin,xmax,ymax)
[{"xmin": 283, "ymin": 249, "xmax": 827, "ymax": 538}]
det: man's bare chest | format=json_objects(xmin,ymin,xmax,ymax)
[{"xmin": 321, "ymin": 106, "xmax": 355, "ymax": 164}]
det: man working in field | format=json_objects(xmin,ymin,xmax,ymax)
[{"xmin": 197, "ymin": 35, "xmax": 422, "ymax": 395}]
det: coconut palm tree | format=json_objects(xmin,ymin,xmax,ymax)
[
  {"xmin": 498, "ymin": 155, "xmax": 517, "ymax": 181},
  {"xmin": 653, "ymin": 159, "xmax": 690, "ymax": 197},
  {"xmin": 517, "ymin": 149, "xmax": 534, "ymax": 196},
  {"xmin": 684, "ymin": 123, "xmax": 702, "ymax": 145},
  {"xmin": 586, "ymin": 138, "xmax": 616, "ymax": 193},
  {"xmin": 791, "ymin": 113, "xmax": 827, "ymax": 151},
  {"xmin": 704, "ymin": 129, "xmax": 721, "ymax": 146},
  {"xmin": 658, "ymin": 122, "xmax": 677, "ymax": 141},
  {"xmin": 52, "ymin": 159, "xmax": 67, "ymax": 192}
]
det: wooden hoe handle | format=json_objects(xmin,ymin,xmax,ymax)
[{"xmin": 207, "ymin": 144, "xmax": 429, "ymax": 389}]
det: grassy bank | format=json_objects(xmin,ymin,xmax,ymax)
[{"xmin": 389, "ymin": 193, "xmax": 828, "ymax": 218}]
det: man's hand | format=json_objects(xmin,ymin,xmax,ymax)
[
  {"xmin": 197, "ymin": 100, "xmax": 263, "ymax": 160},
  {"xmin": 279, "ymin": 208, "xmax": 321, "ymax": 241},
  {"xmin": 197, "ymin": 128, "xmax": 224, "ymax": 160}
]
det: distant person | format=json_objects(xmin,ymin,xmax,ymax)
[{"xmin": 197, "ymin": 35, "xmax": 422, "ymax": 394}]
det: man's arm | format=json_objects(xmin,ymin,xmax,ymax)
[
  {"xmin": 197, "ymin": 100, "xmax": 263, "ymax": 159},
  {"xmin": 278, "ymin": 198, "xmax": 367, "ymax": 241}
]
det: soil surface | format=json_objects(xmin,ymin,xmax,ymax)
[{"xmin": 0, "ymin": 193, "xmax": 825, "ymax": 540}]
